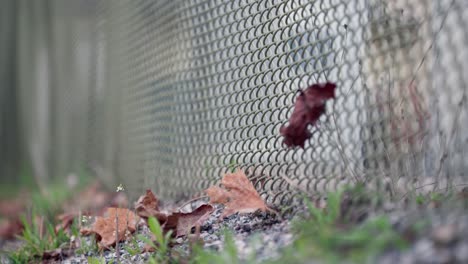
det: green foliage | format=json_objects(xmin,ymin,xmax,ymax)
[
  {"xmin": 416, "ymin": 194, "xmax": 426, "ymax": 205},
  {"xmin": 124, "ymin": 237, "xmax": 141, "ymax": 256},
  {"xmin": 415, "ymin": 191, "xmax": 446, "ymax": 207},
  {"xmin": 5, "ymin": 169, "xmax": 94, "ymax": 263},
  {"xmin": 138, "ymin": 216, "xmax": 173, "ymax": 263},
  {"xmin": 8, "ymin": 213, "xmax": 70, "ymax": 263},
  {"xmin": 87, "ymin": 256, "xmax": 107, "ymax": 264},
  {"xmin": 272, "ymin": 190, "xmax": 407, "ymax": 264}
]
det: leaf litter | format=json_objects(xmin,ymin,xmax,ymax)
[
  {"xmin": 80, "ymin": 207, "xmax": 138, "ymax": 250},
  {"xmin": 205, "ymin": 169, "xmax": 274, "ymax": 218},
  {"xmin": 76, "ymin": 169, "xmax": 274, "ymax": 256},
  {"xmin": 2, "ymin": 170, "xmax": 280, "ymax": 262}
]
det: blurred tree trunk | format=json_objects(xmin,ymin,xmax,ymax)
[{"xmin": 0, "ymin": 0, "xmax": 20, "ymax": 185}]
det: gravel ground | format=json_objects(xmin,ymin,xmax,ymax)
[
  {"xmin": 62, "ymin": 204, "xmax": 468, "ymax": 264},
  {"xmin": 3, "ymin": 196, "xmax": 468, "ymax": 263},
  {"xmin": 61, "ymin": 204, "xmax": 294, "ymax": 263},
  {"xmin": 377, "ymin": 211, "xmax": 468, "ymax": 264}
]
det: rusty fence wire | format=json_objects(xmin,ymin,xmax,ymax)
[{"xmin": 1, "ymin": 0, "xmax": 468, "ymax": 205}]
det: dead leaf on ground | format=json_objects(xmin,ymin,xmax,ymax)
[
  {"xmin": 204, "ymin": 186, "xmax": 229, "ymax": 204},
  {"xmin": 80, "ymin": 207, "xmax": 138, "ymax": 250},
  {"xmin": 164, "ymin": 204, "xmax": 214, "ymax": 237},
  {"xmin": 0, "ymin": 218, "xmax": 24, "ymax": 239},
  {"xmin": 135, "ymin": 189, "xmax": 168, "ymax": 224},
  {"xmin": 205, "ymin": 169, "xmax": 270, "ymax": 218},
  {"xmin": 55, "ymin": 213, "xmax": 76, "ymax": 234},
  {"xmin": 187, "ymin": 224, "xmax": 204, "ymax": 249}
]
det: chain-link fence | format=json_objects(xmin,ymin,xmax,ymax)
[{"xmin": 1, "ymin": 0, "xmax": 468, "ymax": 205}]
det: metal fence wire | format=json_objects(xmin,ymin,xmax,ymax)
[{"xmin": 4, "ymin": 0, "xmax": 468, "ymax": 205}]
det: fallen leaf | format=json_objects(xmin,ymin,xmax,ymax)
[
  {"xmin": 0, "ymin": 218, "xmax": 24, "ymax": 239},
  {"xmin": 135, "ymin": 190, "xmax": 168, "ymax": 225},
  {"xmin": 55, "ymin": 213, "xmax": 76, "ymax": 234},
  {"xmin": 280, "ymin": 82, "xmax": 336, "ymax": 148},
  {"xmin": 205, "ymin": 169, "xmax": 270, "ymax": 218},
  {"xmin": 164, "ymin": 204, "xmax": 214, "ymax": 237},
  {"xmin": 204, "ymin": 186, "xmax": 229, "ymax": 204},
  {"xmin": 80, "ymin": 207, "xmax": 138, "ymax": 249},
  {"xmin": 135, "ymin": 189, "xmax": 159, "ymax": 211},
  {"xmin": 187, "ymin": 224, "xmax": 204, "ymax": 248}
]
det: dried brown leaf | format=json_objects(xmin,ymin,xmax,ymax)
[
  {"xmin": 206, "ymin": 169, "xmax": 270, "ymax": 218},
  {"xmin": 280, "ymin": 82, "xmax": 336, "ymax": 148},
  {"xmin": 164, "ymin": 204, "xmax": 214, "ymax": 237},
  {"xmin": 0, "ymin": 218, "xmax": 23, "ymax": 239},
  {"xmin": 55, "ymin": 213, "xmax": 76, "ymax": 234},
  {"xmin": 80, "ymin": 207, "xmax": 138, "ymax": 249},
  {"xmin": 136, "ymin": 189, "xmax": 159, "ymax": 211},
  {"xmin": 135, "ymin": 189, "xmax": 168, "ymax": 224},
  {"xmin": 204, "ymin": 186, "xmax": 229, "ymax": 204}
]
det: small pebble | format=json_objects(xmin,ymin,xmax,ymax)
[
  {"xmin": 431, "ymin": 224, "xmax": 458, "ymax": 245},
  {"xmin": 455, "ymin": 242, "xmax": 468, "ymax": 263},
  {"xmin": 242, "ymin": 224, "xmax": 252, "ymax": 232},
  {"xmin": 414, "ymin": 239, "xmax": 435, "ymax": 263}
]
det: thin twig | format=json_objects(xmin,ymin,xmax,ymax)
[
  {"xmin": 115, "ymin": 209, "xmax": 119, "ymax": 262},
  {"xmin": 177, "ymin": 196, "xmax": 209, "ymax": 212}
]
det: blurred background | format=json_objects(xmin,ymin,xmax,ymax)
[{"xmin": 1, "ymin": 0, "xmax": 467, "ymax": 204}]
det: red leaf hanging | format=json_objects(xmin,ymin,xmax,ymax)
[{"xmin": 280, "ymin": 82, "xmax": 336, "ymax": 148}]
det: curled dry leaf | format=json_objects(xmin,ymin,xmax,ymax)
[
  {"xmin": 141, "ymin": 204, "xmax": 213, "ymax": 252},
  {"xmin": 204, "ymin": 186, "xmax": 229, "ymax": 204},
  {"xmin": 280, "ymin": 82, "xmax": 336, "ymax": 148},
  {"xmin": 164, "ymin": 204, "xmax": 214, "ymax": 237},
  {"xmin": 80, "ymin": 207, "xmax": 138, "ymax": 249},
  {"xmin": 0, "ymin": 218, "xmax": 24, "ymax": 239},
  {"xmin": 135, "ymin": 189, "xmax": 167, "ymax": 224},
  {"xmin": 133, "ymin": 190, "xmax": 214, "ymax": 241},
  {"xmin": 205, "ymin": 169, "xmax": 270, "ymax": 218},
  {"xmin": 55, "ymin": 213, "xmax": 76, "ymax": 234}
]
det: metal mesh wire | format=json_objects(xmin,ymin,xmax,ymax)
[{"xmin": 4, "ymin": 0, "xmax": 468, "ymax": 206}]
